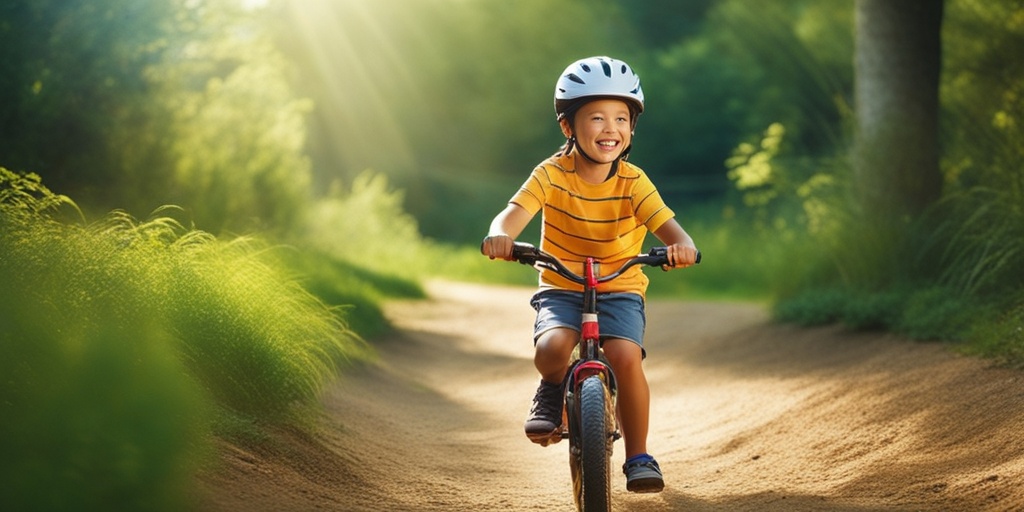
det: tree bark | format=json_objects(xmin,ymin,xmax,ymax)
[{"xmin": 854, "ymin": 0, "xmax": 944, "ymax": 220}]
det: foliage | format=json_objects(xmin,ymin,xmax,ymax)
[
  {"xmin": 149, "ymin": 2, "xmax": 314, "ymax": 233},
  {"xmin": 963, "ymin": 300, "xmax": 1024, "ymax": 367},
  {"xmin": 277, "ymin": 248, "xmax": 425, "ymax": 339},
  {"xmin": 1, "ymin": 171, "xmax": 208, "ymax": 510},
  {"xmin": 938, "ymin": 0, "xmax": 1024, "ymax": 297},
  {"xmin": 0, "ymin": 168, "xmax": 78, "ymax": 219},
  {"xmin": 714, "ymin": 0, "xmax": 1022, "ymax": 351},
  {"xmin": 640, "ymin": 0, "xmax": 852, "ymax": 203},
  {"xmin": 0, "ymin": 0, "xmax": 314, "ymax": 234},
  {"xmin": 0, "ymin": 0, "xmax": 178, "ymax": 204},
  {"xmin": 0, "ymin": 168, "xmax": 368, "ymax": 509},
  {"xmin": 773, "ymin": 285, "xmax": 981, "ymax": 341},
  {"xmin": 301, "ymin": 171, "xmax": 426, "ymax": 273}
]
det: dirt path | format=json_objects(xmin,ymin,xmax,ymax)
[{"xmin": 198, "ymin": 281, "xmax": 1024, "ymax": 511}]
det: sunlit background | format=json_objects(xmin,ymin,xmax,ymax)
[{"xmin": 1, "ymin": 0, "xmax": 1022, "ymax": 509}]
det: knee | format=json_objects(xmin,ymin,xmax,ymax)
[
  {"xmin": 535, "ymin": 329, "xmax": 576, "ymax": 365},
  {"xmin": 603, "ymin": 339, "xmax": 643, "ymax": 375}
]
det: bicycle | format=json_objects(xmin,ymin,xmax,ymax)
[{"xmin": 510, "ymin": 241, "xmax": 700, "ymax": 512}]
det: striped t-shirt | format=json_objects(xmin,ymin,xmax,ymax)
[{"xmin": 510, "ymin": 152, "xmax": 675, "ymax": 298}]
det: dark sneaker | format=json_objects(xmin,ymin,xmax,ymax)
[
  {"xmin": 623, "ymin": 455, "xmax": 665, "ymax": 493},
  {"xmin": 524, "ymin": 379, "xmax": 564, "ymax": 446}
]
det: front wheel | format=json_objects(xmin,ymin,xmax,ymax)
[{"xmin": 574, "ymin": 376, "xmax": 613, "ymax": 512}]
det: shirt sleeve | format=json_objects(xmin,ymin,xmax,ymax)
[{"xmin": 509, "ymin": 166, "xmax": 546, "ymax": 215}]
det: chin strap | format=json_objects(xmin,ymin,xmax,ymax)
[
  {"xmin": 562, "ymin": 136, "xmax": 625, "ymax": 180},
  {"xmin": 563, "ymin": 135, "xmax": 633, "ymax": 173}
]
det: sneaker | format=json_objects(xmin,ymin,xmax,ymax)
[
  {"xmin": 623, "ymin": 454, "xmax": 665, "ymax": 493},
  {"xmin": 524, "ymin": 379, "xmax": 564, "ymax": 445}
]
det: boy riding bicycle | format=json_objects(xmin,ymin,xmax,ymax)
[{"xmin": 480, "ymin": 56, "xmax": 699, "ymax": 493}]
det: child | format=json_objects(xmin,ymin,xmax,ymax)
[{"xmin": 481, "ymin": 56, "xmax": 698, "ymax": 493}]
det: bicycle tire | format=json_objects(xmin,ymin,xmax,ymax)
[{"xmin": 577, "ymin": 376, "xmax": 613, "ymax": 511}]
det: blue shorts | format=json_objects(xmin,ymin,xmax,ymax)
[{"xmin": 530, "ymin": 289, "xmax": 647, "ymax": 357}]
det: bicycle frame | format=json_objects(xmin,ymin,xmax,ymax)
[
  {"xmin": 510, "ymin": 241, "xmax": 683, "ymax": 417},
  {"xmin": 510, "ymin": 241, "xmax": 698, "ymax": 511},
  {"xmin": 565, "ymin": 255, "xmax": 617, "ymax": 439}
]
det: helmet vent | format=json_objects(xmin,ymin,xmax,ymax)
[
  {"xmin": 565, "ymin": 73, "xmax": 586, "ymax": 85},
  {"xmin": 601, "ymin": 60, "xmax": 612, "ymax": 77},
  {"xmin": 581, "ymin": 63, "xmax": 591, "ymax": 72},
  {"xmin": 621, "ymin": 64, "xmax": 628, "ymax": 74}
]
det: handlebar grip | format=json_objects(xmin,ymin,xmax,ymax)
[
  {"xmin": 646, "ymin": 246, "xmax": 669, "ymax": 267},
  {"xmin": 646, "ymin": 246, "xmax": 701, "ymax": 267},
  {"xmin": 511, "ymin": 241, "xmax": 540, "ymax": 263}
]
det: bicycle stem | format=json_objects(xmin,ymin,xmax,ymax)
[{"xmin": 582, "ymin": 257, "xmax": 601, "ymax": 359}]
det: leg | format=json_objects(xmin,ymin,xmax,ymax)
[
  {"xmin": 524, "ymin": 327, "xmax": 577, "ymax": 444},
  {"xmin": 604, "ymin": 337, "xmax": 664, "ymax": 492},
  {"xmin": 602, "ymin": 338, "xmax": 649, "ymax": 458},
  {"xmin": 535, "ymin": 327, "xmax": 578, "ymax": 383}
]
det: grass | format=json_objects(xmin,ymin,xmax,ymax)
[
  {"xmin": 275, "ymin": 247, "xmax": 425, "ymax": 339},
  {"xmin": 1, "ymin": 208, "xmax": 213, "ymax": 510},
  {"xmin": 766, "ymin": 184, "xmax": 1023, "ymax": 351},
  {"xmin": 0, "ymin": 168, "xmax": 398, "ymax": 510}
]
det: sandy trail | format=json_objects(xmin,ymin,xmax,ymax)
[{"xmin": 198, "ymin": 280, "xmax": 1024, "ymax": 511}]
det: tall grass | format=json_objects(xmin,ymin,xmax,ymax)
[
  {"xmin": 0, "ymin": 168, "xmax": 367, "ymax": 510},
  {"xmin": 299, "ymin": 170, "xmax": 533, "ymax": 287}
]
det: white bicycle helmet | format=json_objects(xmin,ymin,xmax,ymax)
[{"xmin": 554, "ymin": 56, "xmax": 645, "ymax": 119}]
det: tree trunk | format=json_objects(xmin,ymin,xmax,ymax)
[{"xmin": 853, "ymin": 0, "xmax": 944, "ymax": 220}]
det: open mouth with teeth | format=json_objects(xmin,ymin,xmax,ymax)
[{"xmin": 597, "ymin": 140, "xmax": 620, "ymax": 148}]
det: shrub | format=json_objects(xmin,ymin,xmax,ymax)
[{"xmin": 0, "ymin": 168, "xmax": 368, "ymax": 509}]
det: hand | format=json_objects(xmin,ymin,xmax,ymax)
[
  {"xmin": 480, "ymin": 235, "xmax": 515, "ymax": 261},
  {"xmin": 662, "ymin": 243, "xmax": 699, "ymax": 271}
]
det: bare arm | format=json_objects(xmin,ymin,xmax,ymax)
[
  {"xmin": 653, "ymin": 218, "xmax": 699, "ymax": 269},
  {"xmin": 481, "ymin": 203, "xmax": 534, "ymax": 260}
]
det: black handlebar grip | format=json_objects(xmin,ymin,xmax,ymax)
[
  {"xmin": 511, "ymin": 241, "xmax": 540, "ymax": 263},
  {"xmin": 648, "ymin": 246, "xmax": 701, "ymax": 265}
]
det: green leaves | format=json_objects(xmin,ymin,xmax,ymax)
[{"xmin": 0, "ymin": 170, "xmax": 367, "ymax": 509}]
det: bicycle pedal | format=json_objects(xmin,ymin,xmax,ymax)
[{"xmin": 528, "ymin": 428, "xmax": 565, "ymax": 447}]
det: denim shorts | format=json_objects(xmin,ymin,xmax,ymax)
[{"xmin": 530, "ymin": 289, "xmax": 647, "ymax": 355}]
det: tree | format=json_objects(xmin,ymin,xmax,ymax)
[
  {"xmin": 853, "ymin": 0, "xmax": 945, "ymax": 220},
  {"xmin": 0, "ymin": 0, "xmax": 176, "ymax": 206}
]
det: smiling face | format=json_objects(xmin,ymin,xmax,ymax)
[{"xmin": 560, "ymin": 98, "xmax": 634, "ymax": 167}]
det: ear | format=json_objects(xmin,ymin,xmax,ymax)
[{"xmin": 559, "ymin": 118, "xmax": 573, "ymax": 138}]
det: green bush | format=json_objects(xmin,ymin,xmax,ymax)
[
  {"xmin": 839, "ymin": 289, "xmax": 904, "ymax": 331},
  {"xmin": 0, "ymin": 190, "xmax": 211, "ymax": 510},
  {"xmin": 0, "ymin": 168, "xmax": 369, "ymax": 509},
  {"xmin": 963, "ymin": 301, "xmax": 1024, "ymax": 366},
  {"xmin": 277, "ymin": 248, "xmax": 424, "ymax": 339},
  {"xmin": 0, "ymin": 294, "xmax": 210, "ymax": 512},
  {"xmin": 897, "ymin": 286, "xmax": 978, "ymax": 341},
  {"xmin": 773, "ymin": 288, "xmax": 849, "ymax": 326}
]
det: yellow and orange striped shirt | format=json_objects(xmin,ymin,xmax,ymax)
[{"xmin": 510, "ymin": 152, "xmax": 675, "ymax": 298}]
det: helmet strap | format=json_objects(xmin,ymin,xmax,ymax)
[
  {"xmin": 567, "ymin": 135, "xmax": 625, "ymax": 180},
  {"xmin": 568, "ymin": 132, "xmax": 632, "ymax": 162},
  {"xmin": 569, "ymin": 135, "xmax": 600, "ymax": 164}
]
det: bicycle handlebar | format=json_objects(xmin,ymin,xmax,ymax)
[{"xmin": 510, "ymin": 242, "xmax": 700, "ymax": 286}]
